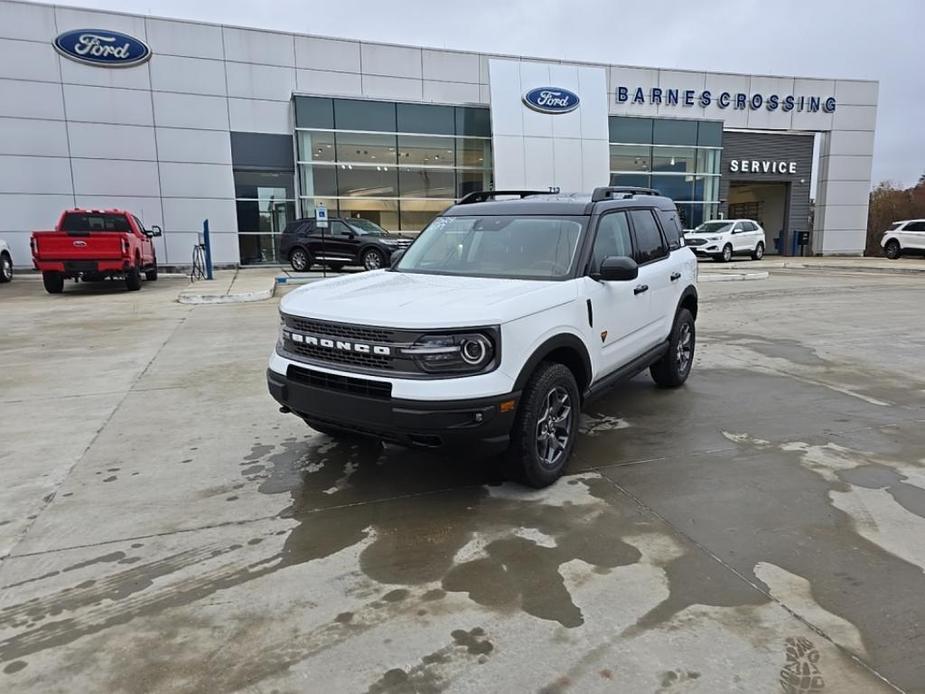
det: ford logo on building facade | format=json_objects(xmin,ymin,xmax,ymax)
[
  {"xmin": 522, "ymin": 87, "xmax": 580, "ymax": 114},
  {"xmin": 53, "ymin": 29, "xmax": 152, "ymax": 68}
]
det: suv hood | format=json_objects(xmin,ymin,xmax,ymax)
[{"xmin": 280, "ymin": 270, "xmax": 577, "ymax": 328}]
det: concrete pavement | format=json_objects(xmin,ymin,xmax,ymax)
[{"xmin": 1, "ymin": 268, "xmax": 924, "ymax": 692}]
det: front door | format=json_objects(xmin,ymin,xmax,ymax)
[{"xmin": 581, "ymin": 210, "xmax": 652, "ymax": 376}]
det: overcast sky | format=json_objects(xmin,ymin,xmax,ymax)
[{"xmin": 43, "ymin": 0, "xmax": 923, "ymax": 188}]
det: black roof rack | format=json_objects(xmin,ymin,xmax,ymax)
[
  {"xmin": 590, "ymin": 186, "xmax": 660, "ymax": 202},
  {"xmin": 457, "ymin": 190, "xmax": 552, "ymax": 205}
]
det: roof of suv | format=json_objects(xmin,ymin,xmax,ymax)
[{"xmin": 443, "ymin": 189, "xmax": 678, "ymax": 217}]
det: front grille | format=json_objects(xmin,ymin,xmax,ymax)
[
  {"xmin": 287, "ymin": 365, "xmax": 392, "ymax": 399},
  {"xmin": 283, "ymin": 316, "xmax": 395, "ymax": 343},
  {"xmin": 284, "ymin": 340, "xmax": 393, "ymax": 370},
  {"xmin": 685, "ymin": 237, "xmax": 707, "ymax": 247}
]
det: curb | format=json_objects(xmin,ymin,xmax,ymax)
[
  {"xmin": 700, "ymin": 271, "xmax": 769, "ymax": 283},
  {"xmin": 781, "ymin": 262, "xmax": 925, "ymax": 275},
  {"xmin": 178, "ymin": 285, "xmax": 275, "ymax": 305}
]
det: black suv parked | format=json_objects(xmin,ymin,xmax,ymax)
[{"xmin": 280, "ymin": 217, "xmax": 412, "ymax": 272}]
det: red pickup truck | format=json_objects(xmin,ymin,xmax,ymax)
[{"xmin": 31, "ymin": 209, "xmax": 161, "ymax": 293}]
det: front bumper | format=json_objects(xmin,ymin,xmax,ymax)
[{"xmin": 267, "ymin": 365, "xmax": 519, "ymax": 453}]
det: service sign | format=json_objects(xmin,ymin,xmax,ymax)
[
  {"xmin": 53, "ymin": 29, "xmax": 152, "ymax": 68},
  {"xmin": 522, "ymin": 87, "xmax": 580, "ymax": 114}
]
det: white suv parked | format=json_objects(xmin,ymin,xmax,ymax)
[
  {"xmin": 881, "ymin": 219, "xmax": 925, "ymax": 259},
  {"xmin": 684, "ymin": 219, "xmax": 766, "ymax": 262},
  {"xmin": 268, "ymin": 187, "xmax": 699, "ymax": 487}
]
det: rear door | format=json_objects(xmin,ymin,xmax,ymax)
[
  {"xmin": 628, "ymin": 208, "xmax": 674, "ymax": 347},
  {"xmin": 903, "ymin": 221, "xmax": 925, "ymax": 249},
  {"xmin": 328, "ymin": 220, "xmax": 362, "ymax": 262},
  {"xmin": 132, "ymin": 215, "xmax": 155, "ymax": 265}
]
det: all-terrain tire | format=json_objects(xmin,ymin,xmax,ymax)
[
  {"xmin": 650, "ymin": 308, "xmax": 695, "ymax": 388},
  {"xmin": 506, "ymin": 362, "xmax": 580, "ymax": 488}
]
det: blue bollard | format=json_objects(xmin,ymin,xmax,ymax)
[{"xmin": 203, "ymin": 218, "xmax": 213, "ymax": 280}]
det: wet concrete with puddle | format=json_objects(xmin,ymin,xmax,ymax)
[{"xmin": 0, "ymin": 271, "xmax": 923, "ymax": 692}]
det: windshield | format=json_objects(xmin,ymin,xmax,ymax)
[
  {"xmin": 693, "ymin": 221, "xmax": 734, "ymax": 234},
  {"xmin": 396, "ymin": 215, "xmax": 584, "ymax": 280},
  {"xmin": 887, "ymin": 222, "xmax": 902, "ymax": 230},
  {"xmin": 61, "ymin": 212, "xmax": 131, "ymax": 232},
  {"xmin": 346, "ymin": 218, "xmax": 388, "ymax": 236}
]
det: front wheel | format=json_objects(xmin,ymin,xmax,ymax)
[
  {"xmin": 751, "ymin": 242, "xmax": 765, "ymax": 260},
  {"xmin": 43, "ymin": 271, "xmax": 64, "ymax": 294},
  {"xmin": 362, "ymin": 248, "xmax": 385, "ymax": 271},
  {"xmin": 884, "ymin": 239, "xmax": 901, "ymax": 260},
  {"xmin": 715, "ymin": 244, "xmax": 733, "ymax": 262},
  {"xmin": 145, "ymin": 262, "xmax": 158, "ymax": 281},
  {"xmin": 0, "ymin": 252, "xmax": 11, "ymax": 283},
  {"xmin": 650, "ymin": 308, "xmax": 695, "ymax": 388},
  {"xmin": 289, "ymin": 247, "xmax": 311, "ymax": 272},
  {"xmin": 506, "ymin": 362, "xmax": 580, "ymax": 488}
]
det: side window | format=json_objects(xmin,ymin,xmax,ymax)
[
  {"xmin": 656, "ymin": 209, "xmax": 683, "ymax": 251},
  {"xmin": 745, "ymin": 221, "xmax": 758, "ymax": 231},
  {"xmin": 731, "ymin": 222, "xmax": 743, "ymax": 233},
  {"xmin": 330, "ymin": 221, "xmax": 352, "ymax": 236},
  {"xmin": 908, "ymin": 221, "xmax": 925, "ymax": 232},
  {"xmin": 629, "ymin": 209, "xmax": 668, "ymax": 264},
  {"xmin": 590, "ymin": 212, "xmax": 633, "ymax": 273}
]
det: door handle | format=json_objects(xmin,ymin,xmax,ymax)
[
  {"xmin": 633, "ymin": 284, "xmax": 649, "ymax": 295},
  {"xmin": 670, "ymin": 272, "xmax": 681, "ymax": 281}
]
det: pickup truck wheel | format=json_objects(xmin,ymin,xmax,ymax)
[
  {"xmin": 125, "ymin": 264, "xmax": 142, "ymax": 291},
  {"xmin": 145, "ymin": 262, "xmax": 158, "ymax": 281},
  {"xmin": 650, "ymin": 308, "xmax": 695, "ymax": 388},
  {"xmin": 506, "ymin": 362, "xmax": 580, "ymax": 488},
  {"xmin": 289, "ymin": 247, "xmax": 311, "ymax": 272},
  {"xmin": 0, "ymin": 252, "xmax": 11, "ymax": 282},
  {"xmin": 751, "ymin": 242, "xmax": 765, "ymax": 260},
  {"xmin": 42, "ymin": 271, "xmax": 64, "ymax": 294},
  {"xmin": 362, "ymin": 248, "xmax": 385, "ymax": 271},
  {"xmin": 884, "ymin": 239, "xmax": 901, "ymax": 259}
]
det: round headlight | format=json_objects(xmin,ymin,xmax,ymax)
[{"xmin": 460, "ymin": 335, "xmax": 490, "ymax": 365}]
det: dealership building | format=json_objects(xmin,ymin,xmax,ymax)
[{"xmin": 0, "ymin": 0, "xmax": 879, "ymax": 267}]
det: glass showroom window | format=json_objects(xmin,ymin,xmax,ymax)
[
  {"xmin": 294, "ymin": 97, "xmax": 492, "ymax": 233},
  {"xmin": 235, "ymin": 170, "xmax": 296, "ymax": 265},
  {"xmin": 609, "ymin": 115, "xmax": 722, "ymax": 230}
]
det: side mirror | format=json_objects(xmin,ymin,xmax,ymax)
[
  {"xmin": 389, "ymin": 249, "xmax": 405, "ymax": 269},
  {"xmin": 149, "ymin": 225, "xmax": 163, "ymax": 237},
  {"xmin": 595, "ymin": 256, "xmax": 638, "ymax": 282}
]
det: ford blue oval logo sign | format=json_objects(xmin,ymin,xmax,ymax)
[
  {"xmin": 522, "ymin": 87, "xmax": 580, "ymax": 114},
  {"xmin": 53, "ymin": 29, "xmax": 152, "ymax": 68}
]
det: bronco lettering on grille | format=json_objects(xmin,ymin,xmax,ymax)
[{"xmin": 303, "ymin": 334, "xmax": 391, "ymax": 356}]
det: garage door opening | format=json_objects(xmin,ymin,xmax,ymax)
[{"xmin": 727, "ymin": 181, "xmax": 790, "ymax": 255}]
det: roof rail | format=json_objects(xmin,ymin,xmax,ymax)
[
  {"xmin": 590, "ymin": 186, "xmax": 660, "ymax": 202},
  {"xmin": 456, "ymin": 190, "xmax": 551, "ymax": 205}
]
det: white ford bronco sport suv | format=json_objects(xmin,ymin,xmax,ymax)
[{"xmin": 268, "ymin": 187, "xmax": 698, "ymax": 487}]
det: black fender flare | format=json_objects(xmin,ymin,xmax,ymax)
[
  {"xmin": 675, "ymin": 284, "xmax": 698, "ymax": 322},
  {"xmin": 513, "ymin": 333, "xmax": 593, "ymax": 393}
]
